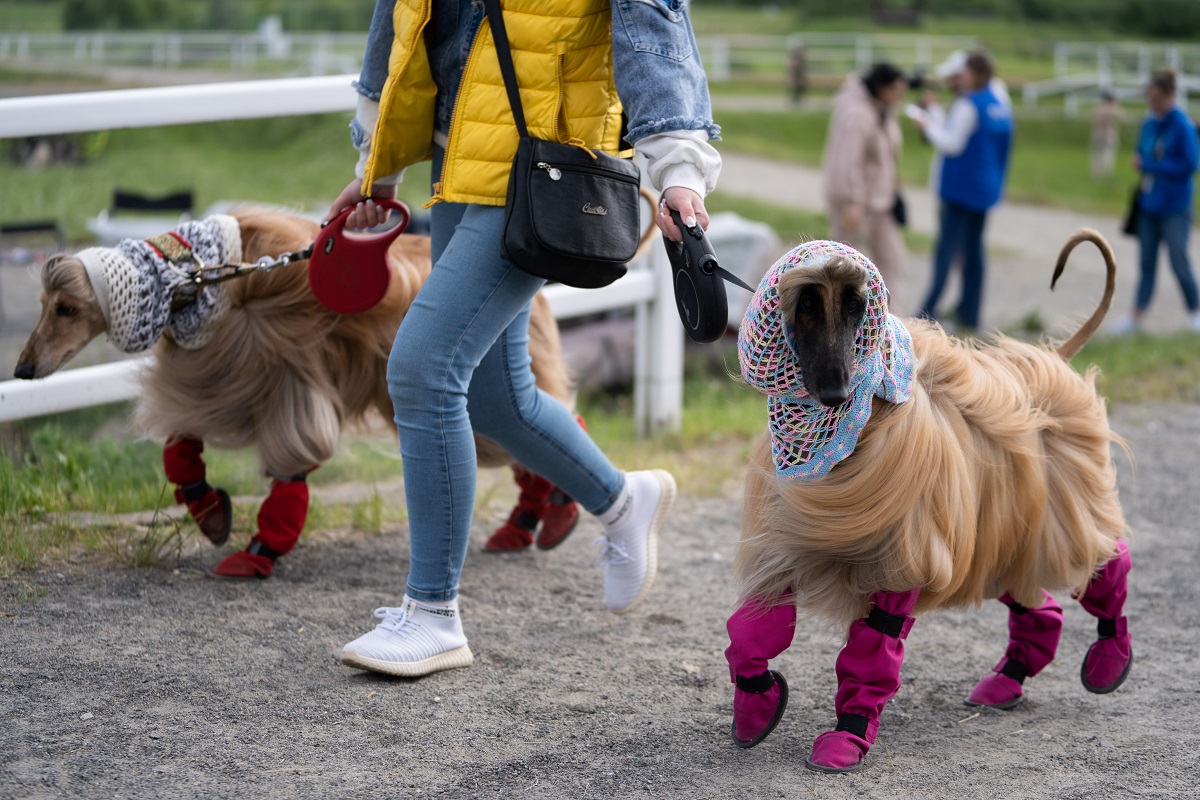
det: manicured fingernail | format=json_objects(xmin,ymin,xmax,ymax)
[{"xmin": 685, "ymin": 216, "xmax": 697, "ymax": 228}]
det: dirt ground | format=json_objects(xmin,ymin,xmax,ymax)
[{"xmin": 1, "ymin": 401, "xmax": 1198, "ymax": 800}]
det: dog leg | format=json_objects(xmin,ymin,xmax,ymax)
[
  {"xmin": 806, "ymin": 587, "xmax": 920, "ymax": 774},
  {"xmin": 724, "ymin": 595, "xmax": 795, "ymax": 748},
  {"xmin": 484, "ymin": 415, "xmax": 587, "ymax": 553},
  {"xmin": 966, "ymin": 591, "xmax": 1063, "ymax": 709},
  {"xmin": 483, "ymin": 467, "xmax": 549, "ymax": 552},
  {"xmin": 1075, "ymin": 539, "xmax": 1133, "ymax": 693},
  {"xmin": 212, "ymin": 473, "xmax": 310, "ymax": 579},
  {"xmin": 162, "ymin": 435, "xmax": 231, "ymax": 547},
  {"xmin": 535, "ymin": 413, "xmax": 587, "ymax": 550}
]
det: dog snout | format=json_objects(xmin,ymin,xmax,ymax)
[
  {"xmin": 816, "ymin": 386, "xmax": 849, "ymax": 407},
  {"xmin": 14, "ymin": 362, "xmax": 36, "ymax": 380}
]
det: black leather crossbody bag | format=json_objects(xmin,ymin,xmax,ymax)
[{"xmin": 483, "ymin": 0, "xmax": 641, "ymax": 288}]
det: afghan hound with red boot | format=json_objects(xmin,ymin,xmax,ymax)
[
  {"xmin": 14, "ymin": 207, "xmax": 583, "ymax": 577},
  {"xmin": 725, "ymin": 232, "xmax": 1132, "ymax": 772}
]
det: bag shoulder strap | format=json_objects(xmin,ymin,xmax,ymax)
[{"xmin": 481, "ymin": 0, "xmax": 528, "ymax": 139}]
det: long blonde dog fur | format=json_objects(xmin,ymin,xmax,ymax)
[
  {"xmin": 735, "ymin": 229, "xmax": 1127, "ymax": 629},
  {"xmin": 17, "ymin": 207, "xmax": 571, "ymax": 478}
]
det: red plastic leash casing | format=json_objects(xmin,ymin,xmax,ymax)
[{"xmin": 308, "ymin": 198, "xmax": 411, "ymax": 314}]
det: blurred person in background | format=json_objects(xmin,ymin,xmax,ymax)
[
  {"xmin": 912, "ymin": 50, "xmax": 1012, "ymax": 332},
  {"xmin": 1091, "ymin": 88, "xmax": 1124, "ymax": 179},
  {"xmin": 789, "ymin": 42, "xmax": 808, "ymax": 106},
  {"xmin": 1112, "ymin": 69, "xmax": 1200, "ymax": 334},
  {"xmin": 822, "ymin": 62, "xmax": 908, "ymax": 291}
]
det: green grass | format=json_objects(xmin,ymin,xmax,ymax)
[
  {"xmin": 705, "ymin": 192, "xmax": 934, "ymax": 253},
  {"xmin": 0, "ymin": 115, "xmax": 433, "ymax": 243},
  {"xmin": 714, "ymin": 106, "xmax": 1159, "ymax": 218},
  {"xmin": 4, "ymin": 331, "xmax": 1198, "ymax": 575}
]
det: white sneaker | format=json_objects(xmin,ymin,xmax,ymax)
[
  {"xmin": 597, "ymin": 469, "xmax": 676, "ymax": 615},
  {"xmin": 340, "ymin": 595, "xmax": 474, "ymax": 677},
  {"xmin": 1109, "ymin": 315, "xmax": 1140, "ymax": 336}
]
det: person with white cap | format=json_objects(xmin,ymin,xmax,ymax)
[{"xmin": 910, "ymin": 49, "xmax": 1013, "ymax": 331}]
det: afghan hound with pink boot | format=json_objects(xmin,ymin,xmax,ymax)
[{"xmin": 726, "ymin": 233, "xmax": 1133, "ymax": 772}]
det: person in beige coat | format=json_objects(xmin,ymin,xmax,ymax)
[{"xmin": 823, "ymin": 64, "xmax": 908, "ymax": 292}]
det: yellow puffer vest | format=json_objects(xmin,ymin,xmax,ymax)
[{"xmin": 364, "ymin": 0, "xmax": 625, "ymax": 206}]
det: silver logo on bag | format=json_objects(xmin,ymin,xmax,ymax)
[{"xmin": 582, "ymin": 203, "xmax": 608, "ymax": 216}]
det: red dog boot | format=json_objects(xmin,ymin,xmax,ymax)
[
  {"xmin": 212, "ymin": 474, "xmax": 309, "ymax": 579},
  {"xmin": 806, "ymin": 588, "xmax": 920, "ymax": 774},
  {"xmin": 1076, "ymin": 540, "xmax": 1133, "ymax": 693},
  {"xmin": 966, "ymin": 590, "xmax": 1063, "ymax": 709},
  {"xmin": 536, "ymin": 486, "xmax": 580, "ymax": 550},
  {"xmin": 535, "ymin": 414, "xmax": 587, "ymax": 550},
  {"xmin": 484, "ymin": 467, "xmax": 549, "ymax": 552},
  {"xmin": 163, "ymin": 436, "xmax": 231, "ymax": 546},
  {"xmin": 725, "ymin": 595, "xmax": 795, "ymax": 748}
]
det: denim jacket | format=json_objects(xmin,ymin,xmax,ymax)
[{"xmin": 350, "ymin": 0, "xmax": 721, "ymax": 195}]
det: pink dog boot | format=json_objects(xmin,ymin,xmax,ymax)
[
  {"xmin": 805, "ymin": 588, "xmax": 920, "ymax": 774},
  {"xmin": 966, "ymin": 591, "xmax": 1063, "ymax": 709},
  {"xmin": 1076, "ymin": 540, "xmax": 1133, "ymax": 693},
  {"xmin": 163, "ymin": 435, "xmax": 231, "ymax": 546},
  {"xmin": 725, "ymin": 596, "xmax": 796, "ymax": 748}
]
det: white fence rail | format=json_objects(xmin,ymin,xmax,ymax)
[
  {"xmin": 0, "ymin": 30, "xmax": 977, "ymax": 84},
  {"xmin": 1023, "ymin": 41, "xmax": 1198, "ymax": 114},
  {"xmin": 0, "ymin": 77, "xmax": 684, "ymax": 435}
]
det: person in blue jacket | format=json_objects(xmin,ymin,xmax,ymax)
[
  {"xmin": 1112, "ymin": 69, "xmax": 1200, "ymax": 334},
  {"xmin": 914, "ymin": 50, "xmax": 1013, "ymax": 332}
]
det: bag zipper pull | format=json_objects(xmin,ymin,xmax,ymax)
[{"xmin": 536, "ymin": 162, "xmax": 562, "ymax": 181}]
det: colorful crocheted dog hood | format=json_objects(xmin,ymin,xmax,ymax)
[
  {"xmin": 738, "ymin": 239, "xmax": 916, "ymax": 481},
  {"xmin": 76, "ymin": 216, "xmax": 240, "ymax": 353}
]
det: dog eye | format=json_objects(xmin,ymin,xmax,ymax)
[
  {"xmin": 798, "ymin": 294, "xmax": 816, "ymax": 312},
  {"xmin": 845, "ymin": 298, "xmax": 862, "ymax": 315},
  {"xmin": 55, "ymin": 303, "xmax": 77, "ymax": 318}
]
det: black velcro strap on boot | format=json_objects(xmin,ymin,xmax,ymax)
[
  {"xmin": 1000, "ymin": 657, "xmax": 1029, "ymax": 684},
  {"xmin": 835, "ymin": 713, "xmax": 869, "ymax": 739},
  {"xmin": 735, "ymin": 670, "xmax": 776, "ymax": 694},
  {"xmin": 1097, "ymin": 618, "xmax": 1117, "ymax": 639},
  {"xmin": 247, "ymin": 539, "xmax": 282, "ymax": 562},
  {"xmin": 1003, "ymin": 599, "xmax": 1029, "ymax": 615},
  {"xmin": 866, "ymin": 606, "xmax": 909, "ymax": 638},
  {"xmin": 178, "ymin": 480, "xmax": 212, "ymax": 503},
  {"xmin": 513, "ymin": 510, "xmax": 540, "ymax": 532}
]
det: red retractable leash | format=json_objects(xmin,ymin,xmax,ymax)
[{"xmin": 308, "ymin": 198, "xmax": 411, "ymax": 314}]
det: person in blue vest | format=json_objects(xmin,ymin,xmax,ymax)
[
  {"xmin": 1111, "ymin": 69, "xmax": 1200, "ymax": 335},
  {"xmin": 914, "ymin": 50, "xmax": 1013, "ymax": 332}
]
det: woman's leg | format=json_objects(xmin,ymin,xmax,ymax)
[
  {"xmin": 921, "ymin": 203, "xmax": 964, "ymax": 321},
  {"xmin": 1161, "ymin": 211, "xmax": 1199, "ymax": 313},
  {"xmin": 955, "ymin": 208, "xmax": 987, "ymax": 330},
  {"xmin": 1135, "ymin": 210, "xmax": 1163, "ymax": 315}
]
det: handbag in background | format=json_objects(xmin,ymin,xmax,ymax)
[
  {"xmin": 1122, "ymin": 185, "xmax": 1141, "ymax": 237},
  {"xmin": 484, "ymin": 0, "xmax": 641, "ymax": 289}
]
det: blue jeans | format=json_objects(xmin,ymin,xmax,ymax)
[
  {"xmin": 921, "ymin": 202, "xmax": 988, "ymax": 330},
  {"xmin": 388, "ymin": 168, "xmax": 625, "ymax": 602},
  {"xmin": 1135, "ymin": 209, "xmax": 1199, "ymax": 313}
]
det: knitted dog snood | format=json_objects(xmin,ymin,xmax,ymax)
[
  {"xmin": 77, "ymin": 215, "xmax": 241, "ymax": 352},
  {"xmin": 738, "ymin": 240, "xmax": 917, "ymax": 480}
]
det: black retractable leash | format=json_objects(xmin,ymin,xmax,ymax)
[{"xmin": 663, "ymin": 209, "xmax": 755, "ymax": 343}]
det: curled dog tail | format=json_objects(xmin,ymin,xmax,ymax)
[{"xmin": 1051, "ymin": 227, "xmax": 1117, "ymax": 361}]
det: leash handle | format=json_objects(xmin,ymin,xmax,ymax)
[
  {"xmin": 308, "ymin": 198, "xmax": 411, "ymax": 314},
  {"xmin": 668, "ymin": 210, "xmax": 754, "ymax": 293}
]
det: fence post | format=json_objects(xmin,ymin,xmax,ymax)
[{"xmin": 634, "ymin": 246, "xmax": 684, "ymax": 438}]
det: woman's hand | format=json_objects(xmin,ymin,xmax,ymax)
[
  {"xmin": 657, "ymin": 186, "xmax": 710, "ymax": 242},
  {"xmin": 324, "ymin": 178, "xmax": 398, "ymax": 229}
]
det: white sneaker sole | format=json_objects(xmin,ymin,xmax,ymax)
[
  {"xmin": 609, "ymin": 469, "xmax": 676, "ymax": 615},
  {"xmin": 340, "ymin": 644, "xmax": 475, "ymax": 677}
]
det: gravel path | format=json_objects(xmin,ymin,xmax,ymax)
[{"xmin": 2, "ymin": 401, "xmax": 1199, "ymax": 799}]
